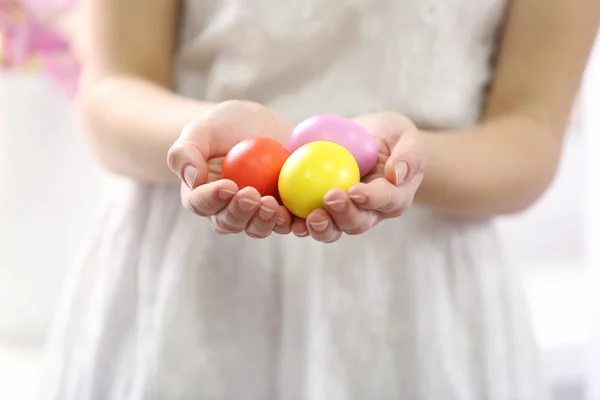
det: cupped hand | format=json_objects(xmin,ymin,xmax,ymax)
[
  {"xmin": 291, "ymin": 112, "xmax": 428, "ymax": 243},
  {"xmin": 167, "ymin": 100, "xmax": 295, "ymax": 238}
]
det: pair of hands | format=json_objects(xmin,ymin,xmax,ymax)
[{"xmin": 167, "ymin": 100, "xmax": 427, "ymax": 244}]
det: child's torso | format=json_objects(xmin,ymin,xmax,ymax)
[{"xmin": 174, "ymin": 0, "xmax": 506, "ymax": 128}]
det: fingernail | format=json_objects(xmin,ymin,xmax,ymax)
[
  {"xmin": 183, "ymin": 165, "xmax": 197, "ymax": 189},
  {"xmin": 325, "ymin": 199, "xmax": 346, "ymax": 212},
  {"xmin": 295, "ymin": 229, "xmax": 309, "ymax": 237},
  {"xmin": 258, "ymin": 206, "xmax": 276, "ymax": 220},
  {"xmin": 349, "ymin": 195, "xmax": 366, "ymax": 204},
  {"xmin": 218, "ymin": 189, "xmax": 235, "ymax": 201},
  {"xmin": 310, "ymin": 221, "xmax": 329, "ymax": 232},
  {"xmin": 276, "ymin": 217, "xmax": 286, "ymax": 226},
  {"xmin": 239, "ymin": 198, "xmax": 259, "ymax": 212},
  {"xmin": 395, "ymin": 162, "xmax": 409, "ymax": 186}
]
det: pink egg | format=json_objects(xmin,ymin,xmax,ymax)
[{"xmin": 288, "ymin": 115, "xmax": 378, "ymax": 177}]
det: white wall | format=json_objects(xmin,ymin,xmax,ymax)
[
  {"xmin": 585, "ymin": 34, "xmax": 600, "ymax": 400},
  {"xmin": 0, "ymin": 72, "xmax": 107, "ymax": 345}
]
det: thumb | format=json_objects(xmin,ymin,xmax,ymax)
[
  {"xmin": 384, "ymin": 130, "xmax": 426, "ymax": 186},
  {"xmin": 167, "ymin": 120, "xmax": 210, "ymax": 189}
]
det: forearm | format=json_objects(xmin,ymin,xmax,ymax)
[
  {"xmin": 80, "ymin": 75, "xmax": 214, "ymax": 182},
  {"xmin": 415, "ymin": 115, "xmax": 563, "ymax": 219}
]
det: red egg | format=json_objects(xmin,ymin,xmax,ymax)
[{"xmin": 221, "ymin": 137, "xmax": 290, "ymax": 198}]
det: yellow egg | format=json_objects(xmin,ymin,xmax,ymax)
[{"xmin": 278, "ymin": 141, "xmax": 360, "ymax": 219}]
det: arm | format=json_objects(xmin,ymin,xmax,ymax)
[
  {"xmin": 80, "ymin": 0, "xmax": 214, "ymax": 182},
  {"xmin": 415, "ymin": 0, "xmax": 600, "ymax": 218}
]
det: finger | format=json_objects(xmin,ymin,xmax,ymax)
[
  {"xmin": 348, "ymin": 178, "xmax": 408, "ymax": 216},
  {"xmin": 273, "ymin": 205, "xmax": 293, "ymax": 235},
  {"xmin": 245, "ymin": 196, "xmax": 280, "ymax": 239},
  {"xmin": 211, "ymin": 187, "xmax": 261, "ymax": 234},
  {"xmin": 183, "ymin": 179, "xmax": 238, "ymax": 217},
  {"xmin": 167, "ymin": 120, "xmax": 210, "ymax": 189},
  {"xmin": 306, "ymin": 209, "xmax": 342, "ymax": 243},
  {"xmin": 384, "ymin": 129, "xmax": 427, "ymax": 186},
  {"xmin": 324, "ymin": 189, "xmax": 377, "ymax": 235},
  {"xmin": 291, "ymin": 218, "xmax": 309, "ymax": 238}
]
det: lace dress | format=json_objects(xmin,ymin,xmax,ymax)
[{"xmin": 38, "ymin": 0, "xmax": 548, "ymax": 399}]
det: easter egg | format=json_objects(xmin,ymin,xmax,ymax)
[
  {"xmin": 278, "ymin": 141, "xmax": 360, "ymax": 219},
  {"xmin": 221, "ymin": 137, "xmax": 290, "ymax": 198},
  {"xmin": 288, "ymin": 114, "xmax": 378, "ymax": 177}
]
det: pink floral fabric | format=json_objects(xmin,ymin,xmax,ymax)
[{"xmin": 0, "ymin": 0, "xmax": 81, "ymax": 97}]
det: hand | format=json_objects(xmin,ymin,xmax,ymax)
[
  {"xmin": 167, "ymin": 100, "xmax": 295, "ymax": 238},
  {"xmin": 291, "ymin": 112, "xmax": 427, "ymax": 243}
]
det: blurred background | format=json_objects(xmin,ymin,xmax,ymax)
[{"xmin": 1, "ymin": 2, "xmax": 599, "ymax": 400}]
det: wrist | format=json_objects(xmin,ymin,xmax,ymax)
[{"xmin": 81, "ymin": 76, "xmax": 214, "ymax": 182}]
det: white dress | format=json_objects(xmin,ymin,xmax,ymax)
[{"xmin": 38, "ymin": 0, "xmax": 549, "ymax": 399}]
